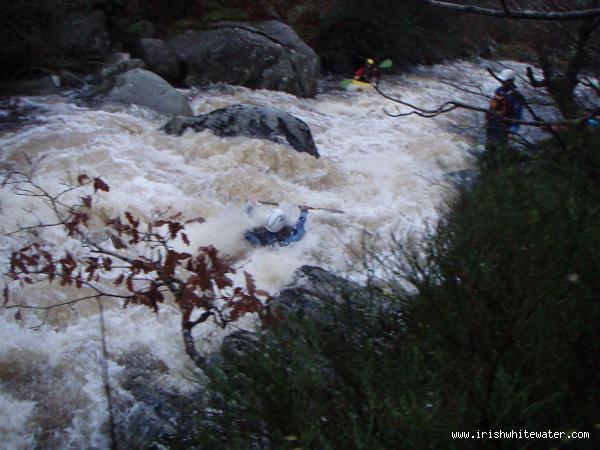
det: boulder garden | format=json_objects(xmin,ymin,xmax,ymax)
[
  {"xmin": 163, "ymin": 104, "xmax": 319, "ymax": 158},
  {"xmin": 168, "ymin": 21, "xmax": 320, "ymax": 97}
]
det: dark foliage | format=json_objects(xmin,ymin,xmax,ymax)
[{"xmin": 181, "ymin": 129, "xmax": 600, "ymax": 449}]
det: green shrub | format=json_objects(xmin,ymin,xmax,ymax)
[{"xmin": 176, "ymin": 130, "xmax": 600, "ymax": 450}]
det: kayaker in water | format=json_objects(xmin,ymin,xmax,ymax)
[
  {"xmin": 354, "ymin": 58, "xmax": 380, "ymax": 86},
  {"xmin": 244, "ymin": 203, "xmax": 309, "ymax": 247}
]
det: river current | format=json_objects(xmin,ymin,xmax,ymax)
[{"xmin": 0, "ymin": 61, "xmax": 501, "ymax": 449}]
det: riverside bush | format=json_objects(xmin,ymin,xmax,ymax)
[{"xmin": 172, "ymin": 132, "xmax": 600, "ymax": 450}]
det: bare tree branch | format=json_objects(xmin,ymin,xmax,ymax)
[
  {"xmin": 375, "ymin": 85, "xmax": 592, "ymax": 127},
  {"xmin": 1, "ymin": 169, "xmax": 272, "ymax": 372},
  {"xmin": 418, "ymin": 0, "xmax": 600, "ymax": 20}
]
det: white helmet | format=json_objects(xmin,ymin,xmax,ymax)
[
  {"xmin": 498, "ymin": 69, "xmax": 515, "ymax": 82},
  {"xmin": 265, "ymin": 208, "xmax": 286, "ymax": 233}
]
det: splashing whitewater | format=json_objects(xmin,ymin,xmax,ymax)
[{"xmin": 0, "ymin": 61, "xmax": 508, "ymax": 449}]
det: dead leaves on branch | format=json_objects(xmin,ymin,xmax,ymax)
[{"xmin": 3, "ymin": 173, "xmax": 271, "ymax": 340}]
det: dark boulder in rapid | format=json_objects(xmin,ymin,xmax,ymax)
[
  {"xmin": 163, "ymin": 104, "xmax": 319, "ymax": 158},
  {"xmin": 168, "ymin": 21, "xmax": 321, "ymax": 98},
  {"xmin": 134, "ymin": 38, "xmax": 181, "ymax": 85}
]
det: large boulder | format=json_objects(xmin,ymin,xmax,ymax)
[
  {"xmin": 210, "ymin": 265, "xmax": 398, "ymax": 363},
  {"xmin": 104, "ymin": 69, "xmax": 192, "ymax": 116},
  {"xmin": 272, "ymin": 265, "xmax": 365, "ymax": 322},
  {"xmin": 163, "ymin": 104, "xmax": 319, "ymax": 158},
  {"xmin": 115, "ymin": 350, "xmax": 203, "ymax": 449},
  {"xmin": 98, "ymin": 57, "xmax": 146, "ymax": 82},
  {"xmin": 168, "ymin": 21, "xmax": 320, "ymax": 97},
  {"xmin": 135, "ymin": 38, "xmax": 180, "ymax": 84},
  {"xmin": 53, "ymin": 10, "xmax": 110, "ymax": 57}
]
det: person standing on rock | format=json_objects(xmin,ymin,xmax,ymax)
[
  {"xmin": 485, "ymin": 68, "xmax": 524, "ymax": 155},
  {"xmin": 245, "ymin": 203, "xmax": 309, "ymax": 247},
  {"xmin": 354, "ymin": 58, "xmax": 381, "ymax": 86}
]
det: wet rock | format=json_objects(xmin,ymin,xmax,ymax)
[
  {"xmin": 135, "ymin": 39, "xmax": 180, "ymax": 84},
  {"xmin": 107, "ymin": 52, "xmax": 133, "ymax": 65},
  {"xmin": 59, "ymin": 70, "xmax": 85, "ymax": 89},
  {"xmin": 273, "ymin": 265, "xmax": 363, "ymax": 322},
  {"xmin": 168, "ymin": 20, "xmax": 320, "ymax": 97},
  {"xmin": 163, "ymin": 104, "xmax": 319, "ymax": 157},
  {"xmin": 103, "ymin": 68, "xmax": 192, "ymax": 116},
  {"xmin": 272, "ymin": 265, "xmax": 402, "ymax": 327},
  {"xmin": 445, "ymin": 169, "xmax": 479, "ymax": 192},
  {"xmin": 0, "ymin": 76, "xmax": 60, "ymax": 96},
  {"xmin": 0, "ymin": 98, "xmax": 47, "ymax": 132},
  {"xmin": 98, "ymin": 57, "xmax": 146, "ymax": 81},
  {"xmin": 115, "ymin": 352, "xmax": 202, "ymax": 449},
  {"xmin": 209, "ymin": 266, "xmax": 397, "ymax": 362},
  {"xmin": 207, "ymin": 329, "xmax": 261, "ymax": 368}
]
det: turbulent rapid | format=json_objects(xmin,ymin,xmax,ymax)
[{"xmin": 0, "ymin": 62, "xmax": 494, "ymax": 449}]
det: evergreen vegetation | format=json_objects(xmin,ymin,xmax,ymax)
[{"xmin": 177, "ymin": 130, "xmax": 600, "ymax": 449}]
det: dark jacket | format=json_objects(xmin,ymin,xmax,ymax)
[
  {"xmin": 486, "ymin": 84, "xmax": 524, "ymax": 148},
  {"xmin": 487, "ymin": 85, "xmax": 524, "ymax": 133},
  {"xmin": 245, "ymin": 210, "xmax": 308, "ymax": 247}
]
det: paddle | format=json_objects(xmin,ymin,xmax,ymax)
[
  {"xmin": 258, "ymin": 200, "xmax": 345, "ymax": 214},
  {"xmin": 340, "ymin": 78, "xmax": 354, "ymax": 88},
  {"xmin": 378, "ymin": 59, "xmax": 393, "ymax": 69}
]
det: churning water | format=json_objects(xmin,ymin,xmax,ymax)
[{"xmin": 0, "ymin": 61, "xmax": 505, "ymax": 449}]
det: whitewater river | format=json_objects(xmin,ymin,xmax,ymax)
[{"xmin": 0, "ymin": 61, "xmax": 503, "ymax": 449}]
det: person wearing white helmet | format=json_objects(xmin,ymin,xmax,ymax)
[
  {"xmin": 498, "ymin": 68, "xmax": 515, "ymax": 83},
  {"xmin": 354, "ymin": 57, "xmax": 380, "ymax": 86},
  {"xmin": 485, "ymin": 67, "xmax": 524, "ymax": 155},
  {"xmin": 245, "ymin": 204, "xmax": 310, "ymax": 247}
]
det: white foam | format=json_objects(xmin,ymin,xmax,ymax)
[{"xmin": 0, "ymin": 62, "xmax": 499, "ymax": 447}]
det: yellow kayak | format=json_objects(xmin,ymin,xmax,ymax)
[{"xmin": 347, "ymin": 79, "xmax": 374, "ymax": 91}]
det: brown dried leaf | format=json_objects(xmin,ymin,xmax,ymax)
[
  {"xmin": 110, "ymin": 234, "xmax": 127, "ymax": 250},
  {"xmin": 115, "ymin": 274, "xmax": 125, "ymax": 286},
  {"xmin": 3, "ymin": 285, "xmax": 9, "ymax": 306},
  {"xmin": 78, "ymin": 174, "xmax": 90, "ymax": 185},
  {"xmin": 229, "ymin": 296, "xmax": 262, "ymax": 322},
  {"xmin": 81, "ymin": 196, "xmax": 92, "ymax": 208},
  {"xmin": 93, "ymin": 177, "xmax": 110, "ymax": 192},
  {"xmin": 185, "ymin": 217, "xmax": 205, "ymax": 225},
  {"xmin": 126, "ymin": 276, "xmax": 134, "ymax": 292},
  {"xmin": 125, "ymin": 212, "xmax": 139, "ymax": 228},
  {"xmin": 244, "ymin": 271, "xmax": 256, "ymax": 295},
  {"xmin": 168, "ymin": 222, "xmax": 184, "ymax": 240},
  {"xmin": 181, "ymin": 232, "xmax": 190, "ymax": 246},
  {"xmin": 163, "ymin": 250, "xmax": 191, "ymax": 278}
]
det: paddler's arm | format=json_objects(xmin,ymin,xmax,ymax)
[{"xmin": 280, "ymin": 207, "xmax": 309, "ymax": 246}]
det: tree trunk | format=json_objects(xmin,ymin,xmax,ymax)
[
  {"xmin": 546, "ymin": 76, "xmax": 583, "ymax": 119},
  {"xmin": 182, "ymin": 323, "xmax": 207, "ymax": 369}
]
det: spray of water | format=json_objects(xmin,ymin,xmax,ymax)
[{"xmin": 0, "ymin": 63, "xmax": 498, "ymax": 448}]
